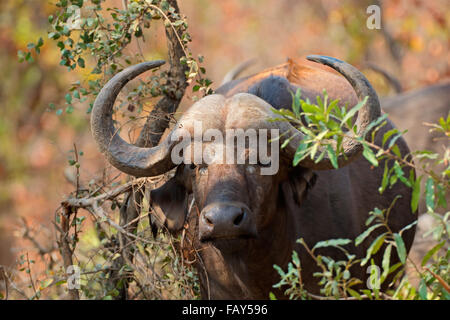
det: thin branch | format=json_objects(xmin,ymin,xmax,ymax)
[
  {"xmin": 0, "ymin": 266, "xmax": 29, "ymax": 300},
  {"xmin": 424, "ymin": 267, "xmax": 450, "ymax": 293},
  {"xmin": 62, "ymin": 177, "xmax": 149, "ymax": 208},
  {"xmin": 25, "ymin": 253, "xmax": 37, "ymax": 298}
]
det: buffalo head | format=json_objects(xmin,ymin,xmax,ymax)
[{"xmin": 91, "ymin": 55, "xmax": 380, "ymax": 246}]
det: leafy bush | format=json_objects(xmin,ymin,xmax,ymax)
[
  {"xmin": 272, "ymin": 90, "xmax": 449, "ymax": 300},
  {"xmin": 7, "ymin": 0, "xmax": 207, "ymax": 300}
]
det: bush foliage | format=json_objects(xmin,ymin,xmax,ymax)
[{"xmin": 272, "ymin": 90, "xmax": 449, "ymax": 300}]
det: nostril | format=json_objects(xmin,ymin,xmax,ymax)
[{"xmin": 233, "ymin": 209, "xmax": 245, "ymax": 226}]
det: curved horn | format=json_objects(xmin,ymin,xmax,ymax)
[
  {"xmin": 284, "ymin": 55, "xmax": 381, "ymax": 170},
  {"xmin": 91, "ymin": 61, "xmax": 178, "ymax": 177}
]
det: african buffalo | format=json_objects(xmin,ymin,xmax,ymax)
[{"xmin": 91, "ymin": 55, "xmax": 417, "ymax": 299}]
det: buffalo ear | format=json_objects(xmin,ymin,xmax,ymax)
[
  {"xmin": 150, "ymin": 166, "xmax": 189, "ymax": 233},
  {"xmin": 281, "ymin": 167, "xmax": 317, "ymax": 207}
]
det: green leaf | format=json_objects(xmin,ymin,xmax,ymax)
[
  {"xmin": 421, "ymin": 241, "xmax": 445, "ymax": 266},
  {"xmin": 77, "ymin": 57, "xmax": 85, "ymax": 68},
  {"xmin": 391, "ymin": 161, "xmax": 411, "ymax": 187},
  {"xmin": 40, "ymin": 279, "xmax": 54, "ymax": 289},
  {"xmin": 436, "ymin": 184, "xmax": 447, "ymax": 209},
  {"xmin": 301, "ymin": 101, "xmax": 321, "ymax": 115},
  {"xmin": 355, "ymin": 224, "xmax": 383, "ymax": 246},
  {"xmin": 389, "ymin": 172, "xmax": 398, "ymax": 187},
  {"xmin": 25, "ymin": 52, "xmax": 34, "ymax": 63},
  {"xmin": 17, "ymin": 50, "xmax": 25, "ymax": 62},
  {"xmin": 310, "ymin": 143, "xmax": 319, "ymax": 160},
  {"xmin": 379, "ymin": 160, "xmax": 390, "ymax": 194},
  {"xmin": 387, "ymin": 132, "xmax": 404, "ymax": 149},
  {"xmin": 418, "ymin": 279, "xmax": 428, "ymax": 300},
  {"xmin": 399, "ymin": 220, "xmax": 418, "ymax": 235},
  {"xmin": 273, "ymin": 264, "xmax": 285, "ymax": 277},
  {"xmin": 343, "ymin": 269, "xmax": 350, "ymax": 280},
  {"xmin": 380, "ymin": 243, "xmax": 392, "ymax": 282},
  {"xmin": 411, "ymin": 176, "xmax": 422, "ymax": 213},
  {"xmin": 388, "ymin": 262, "xmax": 403, "ymax": 278},
  {"xmin": 65, "ymin": 93, "xmax": 72, "ymax": 104},
  {"xmin": 361, "ymin": 233, "xmax": 386, "ymax": 266},
  {"xmin": 363, "ymin": 114, "xmax": 388, "ymax": 139},
  {"xmin": 346, "ymin": 288, "xmax": 362, "ymax": 300},
  {"xmin": 314, "ymin": 149, "xmax": 326, "ymax": 164},
  {"xmin": 382, "ymin": 128, "xmax": 398, "ymax": 147},
  {"xmin": 425, "ymin": 177, "xmax": 435, "ymax": 212},
  {"xmin": 391, "ymin": 145, "xmax": 402, "ymax": 158},
  {"xmin": 293, "ymin": 142, "xmax": 310, "ymax": 166},
  {"xmin": 269, "ymin": 292, "xmax": 277, "ymax": 300},
  {"xmin": 413, "ymin": 150, "xmax": 438, "ymax": 160},
  {"xmin": 340, "ymin": 96, "xmax": 367, "ymax": 128},
  {"xmin": 326, "ymin": 144, "xmax": 338, "ymax": 169},
  {"xmin": 393, "ymin": 233, "xmax": 407, "ymax": 264},
  {"xmin": 280, "ymin": 137, "xmax": 291, "ymax": 149},
  {"xmin": 66, "ymin": 105, "xmax": 74, "ymax": 114},
  {"xmin": 37, "ymin": 37, "xmax": 44, "ymax": 47},
  {"xmin": 73, "ymin": 90, "xmax": 80, "ymax": 99},
  {"xmin": 291, "ymin": 89, "xmax": 301, "ymax": 117},
  {"xmin": 363, "ymin": 145, "xmax": 378, "ymax": 167},
  {"xmin": 365, "ymin": 214, "xmax": 377, "ymax": 227},
  {"xmin": 161, "ymin": 0, "xmax": 170, "ymax": 11},
  {"xmin": 313, "ymin": 238, "xmax": 352, "ymax": 250}
]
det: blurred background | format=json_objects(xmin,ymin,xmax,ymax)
[{"xmin": 0, "ymin": 0, "xmax": 448, "ymax": 294}]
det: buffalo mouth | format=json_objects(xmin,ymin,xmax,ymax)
[
  {"xmin": 200, "ymin": 235, "xmax": 258, "ymax": 254},
  {"xmin": 199, "ymin": 232, "xmax": 258, "ymax": 243}
]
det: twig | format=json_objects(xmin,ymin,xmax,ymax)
[
  {"xmin": 20, "ymin": 217, "xmax": 56, "ymax": 258},
  {"xmin": 62, "ymin": 177, "xmax": 149, "ymax": 208},
  {"xmin": 73, "ymin": 143, "xmax": 81, "ymax": 198},
  {"xmin": 25, "ymin": 252, "xmax": 37, "ymax": 298},
  {"xmin": 89, "ymin": 202, "xmax": 159, "ymax": 245},
  {"xmin": 424, "ymin": 267, "xmax": 450, "ymax": 293},
  {"xmin": 144, "ymin": 2, "xmax": 189, "ymax": 58},
  {"xmin": 0, "ymin": 266, "xmax": 28, "ymax": 300}
]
